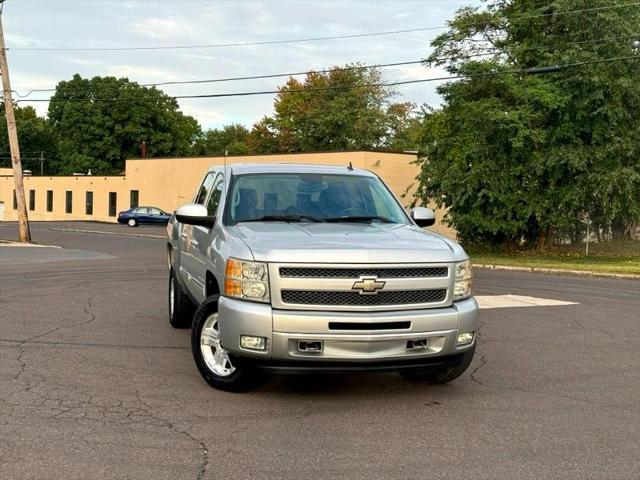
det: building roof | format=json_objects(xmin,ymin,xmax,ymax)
[
  {"xmin": 129, "ymin": 149, "xmax": 417, "ymax": 161},
  {"xmin": 223, "ymin": 163, "xmax": 376, "ymax": 176}
]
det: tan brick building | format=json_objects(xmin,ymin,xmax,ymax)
[{"xmin": 0, "ymin": 151, "xmax": 455, "ymax": 238}]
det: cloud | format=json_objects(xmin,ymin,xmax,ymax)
[
  {"xmin": 4, "ymin": 0, "xmax": 482, "ymax": 128},
  {"xmin": 130, "ymin": 17, "xmax": 195, "ymax": 40},
  {"xmin": 106, "ymin": 64, "xmax": 188, "ymax": 83},
  {"xmin": 5, "ymin": 33, "xmax": 43, "ymax": 48}
]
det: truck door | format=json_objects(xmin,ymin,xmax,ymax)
[
  {"xmin": 190, "ymin": 173, "xmax": 225, "ymax": 303},
  {"xmin": 179, "ymin": 171, "xmax": 216, "ymax": 301}
]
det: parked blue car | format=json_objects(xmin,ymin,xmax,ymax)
[{"xmin": 117, "ymin": 206, "xmax": 171, "ymax": 227}]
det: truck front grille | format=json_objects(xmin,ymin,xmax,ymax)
[
  {"xmin": 281, "ymin": 289, "xmax": 446, "ymax": 306},
  {"xmin": 279, "ymin": 266, "xmax": 448, "ymax": 279}
]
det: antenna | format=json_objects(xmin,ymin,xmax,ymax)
[
  {"xmin": 223, "ymin": 149, "xmax": 228, "ymax": 197},
  {"xmin": 347, "ymin": 161, "xmax": 353, "ymax": 171}
]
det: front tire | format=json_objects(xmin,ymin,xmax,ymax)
[
  {"xmin": 127, "ymin": 218, "xmax": 138, "ymax": 227},
  {"xmin": 401, "ymin": 345, "xmax": 476, "ymax": 384},
  {"xmin": 168, "ymin": 268, "xmax": 194, "ymax": 328},
  {"xmin": 191, "ymin": 296, "xmax": 262, "ymax": 392}
]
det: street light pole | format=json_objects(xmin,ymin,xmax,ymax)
[{"xmin": 0, "ymin": 1, "xmax": 31, "ymax": 242}]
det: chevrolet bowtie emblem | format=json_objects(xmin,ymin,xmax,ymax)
[{"xmin": 352, "ymin": 277, "xmax": 386, "ymax": 295}]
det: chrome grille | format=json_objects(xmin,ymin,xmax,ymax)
[
  {"xmin": 281, "ymin": 289, "xmax": 446, "ymax": 306},
  {"xmin": 279, "ymin": 266, "xmax": 448, "ymax": 278}
]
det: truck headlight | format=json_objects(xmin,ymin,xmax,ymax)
[
  {"xmin": 224, "ymin": 258, "xmax": 270, "ymax": 303},
  {"xmin": 453, "ymin": 259, "xmax": 472, "ymax": 301}
]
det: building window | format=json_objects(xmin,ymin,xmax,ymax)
[
  {"xmin": 108, "ymin": 192, "xmax": 117, "ymax": 217},
  {"xmin": 29, "ymin": 189, "xmax": 35, "ymax": 211},
  {"xmin": 130, "ymin": 190, "xmax": 139, "ymax": 208},
  {"xmin": 46, "ymin": 190, "xmax": 53, "ymax": 212},
  {"xmin": 13, "ymin": 190, "xmax": 17, "ymax": 209},
  {"xmin": 85, "ymin": 191, "xmax": 93, "ymax": 215},
  {"xmin": 65, "ymin": 191, "xmax": 73, "ymax": 214}
]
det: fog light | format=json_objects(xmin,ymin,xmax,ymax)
[
  {"xmin": 456, "ymin": 332, "xmax": 474, "ymax": 345},
  {"xmin": 240, "ymin": 335, "xmax": 267, "ymax": 351}
]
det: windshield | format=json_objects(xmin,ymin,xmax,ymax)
[{"xmin": 225, "ymin": 172, "xmax": 409, "ymax": 225}]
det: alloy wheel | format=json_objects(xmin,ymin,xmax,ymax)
[{"xmin": 200, "ymin": 313, "xmax": 235, "ymax": 377}]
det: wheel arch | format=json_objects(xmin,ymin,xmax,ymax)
[
  {"xmin": 206, "ymin": 271, "xmax": 221, "ymax": 298},
  {"xmin": 167, "ymin": 243, "xmax": 173, "ymax": 270}
]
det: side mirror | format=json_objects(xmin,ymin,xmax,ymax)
[
  {"xmin": 175, "ymin": 204, "xmax": 216, "ymax": 228},
  {"xmin": 410, "ymin": 207, "xmax": 435, "ymax": 227}
]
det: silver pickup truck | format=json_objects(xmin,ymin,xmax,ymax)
[{"xmin": 167, "ymin": 163, "xmax": 478, "ymax": 391}]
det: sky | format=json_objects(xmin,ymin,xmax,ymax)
[{"xmin": 4, "ymin": 0, "xmax": 481, "ymax": 130}]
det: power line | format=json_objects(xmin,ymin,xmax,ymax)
[
  {"xmin": 11, "ymin": 53, "xmax": 501, "ymax": 97},
  {"xmin": 12, "ymin": 60, "xmax": 428, "ymax": 97},
  {"xmin": 7, "ymin": 27, "xmax": 442, "ymax": 52},
  {"xmin": 146, "ymin": 60, "xmax": 422, "ymax": 88},
  {"xmin": 7, "ymin": 2, "xmax": 640, "ymax": 52},
  {"xmin": 12, "ymin": 32, "xmax": 640, "ymax": 98},
  {"xmin": 15, "ymin": 54, "xmax": 640, "ymax": 104},
  {"xmin": 465, "ymin": 32, "xmax": 640, "ymax": 51}
]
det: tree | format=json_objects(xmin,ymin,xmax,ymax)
[
  {"xmin": 247, "ymin": 117, "xmax": 280, "ymax": 154},
  {"xmin": 48, "ymin": 74, "xmax": 202, "ymax": 174},
  {"xmin": 248, "ymin": 65, "xmax": 420, "ymax": 153},
  {"xmin": 195, "ymin": 123, "xmax": 250, "ymax": 156},
  {"xmin": 0, "ymin": 103, "xmax": 57, "ymax": 174},
  {"xmin": 386, "ymin": 102, "xmax": 425, "ymax": 152},
  {"xmin": 417, "ymin": 0, "xmax": 640, "ymax": 250}
]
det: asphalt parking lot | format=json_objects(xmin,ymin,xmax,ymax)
[{"xmin": 1, "ymin": 222, "xmax": 639, "ymax": 480}]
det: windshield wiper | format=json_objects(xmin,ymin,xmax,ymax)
[
  {"xmin": 324, "ymin": 215, "xmax": 395, "ymax": 224},
  {"xmin": 240, "ymin": 214, "xmax": 325, "ymax": 223}
]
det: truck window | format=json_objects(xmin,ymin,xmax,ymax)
[
  {"xmin": 194, "ymin": 173, "xmax": 215, "ymax": 205},
  {"xmin": 225, "ymin": 173, "xmax": 408, "ymax": 224},
  {"xmin": 206, "ymin": 175, "xmax": 224, "ymax": 216}
]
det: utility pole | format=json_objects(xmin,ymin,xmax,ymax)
[
  {"xmin": 40, "ymin": 151, "xmax": 44, "ymax": 175},
  {"xmin": 0, "ymin": 2, "xmax": 31, "ymax": 242}
]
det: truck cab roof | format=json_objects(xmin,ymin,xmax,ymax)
[{"xmin": 211, "ymin": 163, "xmax": 376, "ymax": 177}]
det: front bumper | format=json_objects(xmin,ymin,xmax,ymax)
[{"xmin": 218, "ymin": 296, "xmax": 478, "ymax": 365}]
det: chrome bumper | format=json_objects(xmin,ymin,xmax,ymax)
[{"xmin": 218, "ymin": 296, "xmax": 478, "ymax": 362}]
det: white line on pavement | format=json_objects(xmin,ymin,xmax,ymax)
[
  {"xmin": 51, "ymin": 228, "xmax": 165, "ymax": 239},
  {"xmin": 475, "ymin": 294, "xmax": 578, "ymax": 309}
]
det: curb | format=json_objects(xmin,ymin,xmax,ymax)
[
  {"xmin": 474, "ymin": 263, "xmax": 640, "ymax": 280},
  {"xmin": 0, "ymin": 240, "xmax": 61, "ymax": 248}
]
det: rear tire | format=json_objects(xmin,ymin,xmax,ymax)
[
  {"xmin": 191, "ymin": 296, "xmax": 264, "ymax": 392},
  {"xmin": 127, "ymin": 218, "xmax": 138, "ymax": 227},
  {"xmin": 168, "ymin": 268, "xmax": 194, "ymax": 328},
  {"xmin": 401, "ymin": 345, "xmax": 476, "ymax": 384}
]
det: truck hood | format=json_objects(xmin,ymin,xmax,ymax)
[{"xmin": 228, "ymin": 222, "xmax": 466, "ymax": 264}]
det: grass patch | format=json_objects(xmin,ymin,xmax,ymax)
[{"xmin": 470, "ymin": 253, "xmax": 640, "ymax": 275}]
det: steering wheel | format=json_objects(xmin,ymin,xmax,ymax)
[{"xmin": 337, "ymin": 207, "xmax": 364, "ymax": 216}]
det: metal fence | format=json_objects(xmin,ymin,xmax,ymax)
[{"xmin": 548, "ymin": 218, "xmax": 640, "ymax": 257}]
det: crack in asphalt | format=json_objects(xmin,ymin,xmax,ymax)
[
  {"xmin": 16, "ymin": 295, "xmax": 96, "ymax": 346},
  {"xmin": 469, "ymin": 352, "xmax": 488, "ymax": 387},
  {"xmin": 134, "ymin": 389, "xmax": 210, "ymax": 480},
  {"xmin": 2, "ymin": 346, "xmax": 45, "ymax": 401},
  {"xmin": 13, "ymin": 345, "xmax": 26, "ymax": 381},
  {"xmin": 463, "ymin": 312, "xmax": 628, "ymax": 408},
  {"xmin": 466, "ymin": 349, "xmax": 628, "ymax": 408},
  {"xmin": 1, "ymin": 296, "xmax": 98, "ymax": 401},
  {"xmin": 469, "ymin": 315, "xmax": 487, "ymax": 387}
]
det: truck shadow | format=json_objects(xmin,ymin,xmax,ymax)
[{"xmin": 258, "ymin": 372, "xmax": 470, "ymax": 400}]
